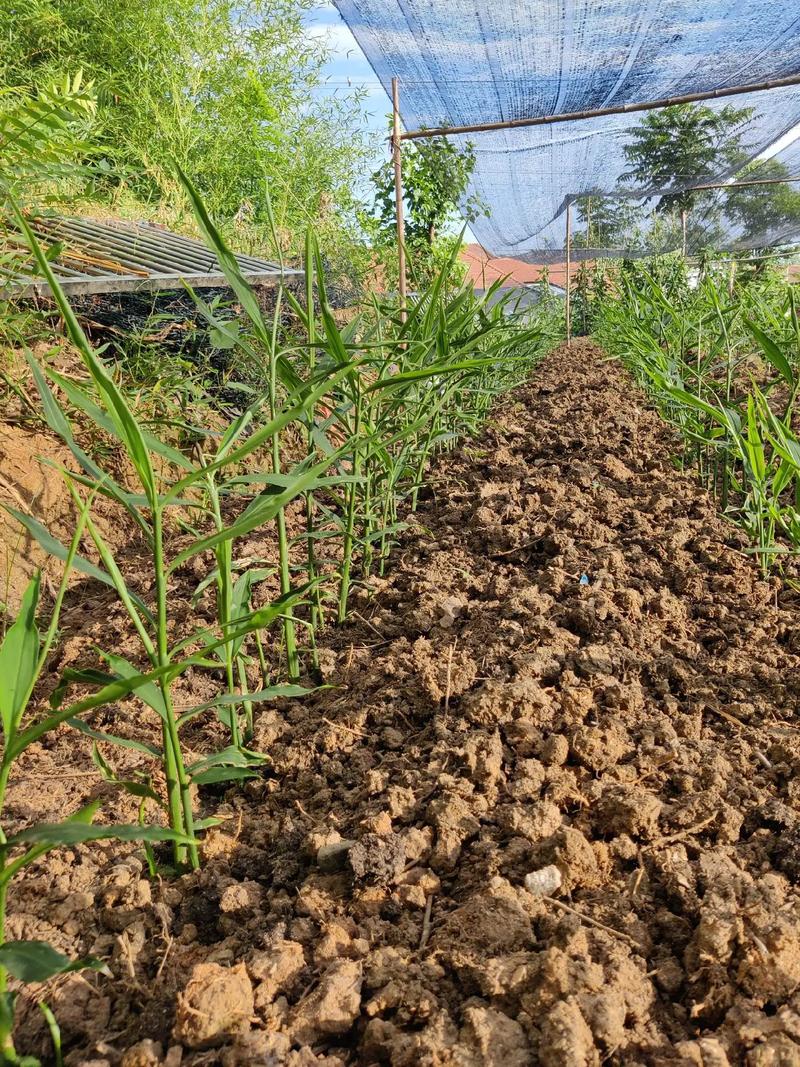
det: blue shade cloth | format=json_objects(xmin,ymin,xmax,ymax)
[{"xmin": 333, "ymin": 0, "xmax": 800, "ymax": 259}]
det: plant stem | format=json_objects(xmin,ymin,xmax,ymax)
[
  {"xmin": 153, "ymin": 509, "xmax": 197, "ymax": 870},
  {"xmin": 267, "ymin": 315, "xmax": 299, "ymax": 680},
  {"xmin": 338, "ymin": 392, "xmax": 362, "ymax": 623}
]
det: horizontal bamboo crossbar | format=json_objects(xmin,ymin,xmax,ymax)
[
  {"xmin": 569, "ymin": 174, "xmax": 800, "ymax": 204},
  {"xmin": 400, "ymin": 71, "xmax": 800, "ymax": 141}
]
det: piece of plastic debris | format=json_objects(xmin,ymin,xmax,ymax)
[
  {"xmin": 524, "ymin": 864, "xmax": 562, "ymax": 897},
  {"xmin": 579, "ymin": 573, "xmax": 590, "ymax": 586}
]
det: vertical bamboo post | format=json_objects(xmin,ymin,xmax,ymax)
[
  {"xmin": 681, "ymin": 209, "xmax": 688, "ymax": 257},
  {"xmin": 565, "ymin": 200, "xmax": 572, "ymax": 345},
  {"xmin": 392, "ymin": 77, "xmax": 407, "ymax": 322}
]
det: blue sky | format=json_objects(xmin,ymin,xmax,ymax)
[{"xmin": 305, "ymin": 3, "xmax": 388, "ymax": 139}]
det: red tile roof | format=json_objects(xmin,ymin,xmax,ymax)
[{"xmin": 461, "ymin": 244, "xmax": 567, "ymax": 289}]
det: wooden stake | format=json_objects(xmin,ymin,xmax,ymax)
[
  {"xmin": 681, "ymin": 209, "xmax": 688, "ymax": 257},
  {"xmin": 565, "ymin": 200, "xmax": 572, "ymax": 345},
  {"xmin": 392, "ymin": 77, "xmax": 408, "ymax": 322}
]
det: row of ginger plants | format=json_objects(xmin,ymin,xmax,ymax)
[
  {"xmin": 0, "ymin": 178, "xmax": 559, "ymax": 1061},
  {"xmin": 579, "ymin": 255, "xmax": 800, "ymax": 575}
]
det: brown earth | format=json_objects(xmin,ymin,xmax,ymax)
[{"xmin": 6, "ymin": 338, "xmax": 800, "ymax": 1066}]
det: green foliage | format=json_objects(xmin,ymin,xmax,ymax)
[
  {"xmin": 368, "ymin": 130, "xmax": 487, "ymax": 286},
  {"xmin": 0, "ymin": 172, "xmax": 559, "ymax": 1057},
  {"xmin": 570, "ymin": 262, "xmax": 611, "ymax": 337},
  {"xmin": 0, "ymin": 556, "xmax": 191, "ymax": 1064},
  {"xmin": 596, "ymin": 258, "xmax": 800, "ymax": 572},
  {"xmin": 0, "ymin": 73, "xmax": 96, "ymax": 206},
  {"xmin": 622, "ymin": 102, "xmax": 753, "ymax": 215},
  {"xmin": 0, "ymin": 0, "xmax": 373, "ymax": 261},
  {"xmin": 723, "ymin": 158, "xmax": 800, "ymax": 244},
  {"xmin": 573, "ymin": 194, "xmax": 640, "ymax": 250},
  {"xmin": 0, "ymin": 72, "xmax": 98, "ymax": 322},
  {"xmin": 13, "ymin": 197, "xmax": 352, "ymax": 869},
  {"xmin": 574, "ymin": 103, "xmax": 800, "ymax": 255},
  {"xmin": 0, "ymin": 942, "xmax": 107, "ymax": 984}
]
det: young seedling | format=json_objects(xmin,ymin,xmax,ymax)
[
  {"xmin": 0, "ymin": 501, "xmax": 193, "ymax": 1064},
  {"xmin": 12, "ymin": 200, "xmax": 353, "ymax": 868}
]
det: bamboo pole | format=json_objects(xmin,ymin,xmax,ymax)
[
  {"xmin": 392, "ymin": 77, "xmax": 408, "ymax": 322},
  {"xmin": 681, "ymin": 209, "xmax": 688, "ymax": 257},
  {"xmin": 565, "ymin": 200, "xmax": 572, "ymax": 345},
  {"xmin": 688, "ymin": 174, "xmax": 800, "ymax": 192},
  {"xmin": 400, "ymin": 71, "xmax": 800, "ymax": 141}
]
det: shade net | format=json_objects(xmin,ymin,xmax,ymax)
[{"xmin": 333, "ymin": 0, "xmax": 800, "ymax": 260}]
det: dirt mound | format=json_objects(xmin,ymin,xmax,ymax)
[
  {"xmin": 7, "ymin": 339, "xmax": 800, "ymax": 1065},
  {"xmin": 0, "ymin": 421, "xmax": 80, "ymax": 609}
]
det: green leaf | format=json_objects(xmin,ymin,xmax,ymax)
[
  {"xmin": 49, "ymin": 667, "xmax": 114, "ymax": 710},
  {"xmin": 187, "ymin": 744, "xmax": 266, "ymax": 775},
  {"xmin": 177, "ymin": 678, "xmax": 311, "ymax": 729},
  {"xmin": 90, "ymin": 743, "xmax": 161, "ymax": 803},
  {"xmin": 44, "ymin": 366, "xmax": 193, "ymax": 472},
  {"xmin": 68, "ymin": 717, "xmax": 161, "ymax": 756},
  {"xmin": 0, "ymin": 573, "xmax": 41, "ymax": 740},
  {"xmin": 97, "ymin": 651, "xmax": 168, "ymax": 722},
  {"xmin": 746, "ymin": 320, "xmax": 795, "ymax": 387},
  {"xmin": 177, "ymin": 167, "xmax": 304, "ymax": 397},
  {"xmin": 10, "ymin": 202, "xmax": 158, "ymax": 506},
  {"xmin": 6, "ymin": 822, "xmax": 194, "ymax": 847},
  {"xmin": 191, "ymin": 766, "xmax": 261, "ymax": 786},
  {"xmin": 0, "ymin": 991, "xmax": 17, "ymax": 1049},
  {"xmin": 193, "ymin": 816, "xmax": 224, "ymax": 830},
  {"xmin": 0, "ymin": 941, "xmax": 110, "ymax": 983},
  {"xmin": 163, "ymin": 364, "xmax": 356, "ymax": 503},
  {"xmin": 4, "ymin": 507, "xmax": 114, "ymax": 590}
]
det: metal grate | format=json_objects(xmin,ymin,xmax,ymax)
[{"xmin": 4, "ymin": 214, "xmax": 302, "ymax": 297}]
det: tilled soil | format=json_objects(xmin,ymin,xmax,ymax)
[{"xmin": 9, "ymin": 339, "xmax": 800, "ymax": 1066}]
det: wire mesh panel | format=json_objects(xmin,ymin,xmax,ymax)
[
  {"xmin": 4, "ymin": 215, "xmax": 301, "ymax": 296},
  {"xmin": 334, "ymin": 0, "xmax": 800, "ymax": 258}
]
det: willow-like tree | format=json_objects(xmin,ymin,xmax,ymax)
[{"xmin": 0, "ymin": 0, "xmax": 371, "ymax": 252}]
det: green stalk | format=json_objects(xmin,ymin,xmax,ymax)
[
  {"xmin": 360, "ymin": 450, "xmax": 376, "ymax": 579},
  {"xmin": 0, "ymin": 498, "xmax": 90, "ymax": 1054},
  {"xmin": 304, "ymin": 234, "xmax": 323, "ymax": 650},
  {"xmin": 272, "ymin": 434, "xmax": 298, "ymax": 679},
  {"xmin": 0, "ymin": 881, "xmax": 10, "ymax": 1059},
  {"xmin": 255, "ymin": 630, "xmax": 270, "ymax": 688},
  {"xmin": 378, "ymin": 488, "xmax": 394, "ymax": 576},
  {"xmin": 266, "ymin": 292, "xmax": 299, "ymax": 680},
  {"xmin": 152, "ymin": 509, "xmax": 197, "ymax": 870},
  {"xmin": 206, "ymin": 477, "xmax": 242, "ymax": 749},
  {"xmin": 338, "ymin": 389, "xmax": 362, "ymax": 624}
]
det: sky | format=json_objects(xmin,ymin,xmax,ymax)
[{"xmin": 305, "ymin": 3, "xmax": 389, "ymax": 143}]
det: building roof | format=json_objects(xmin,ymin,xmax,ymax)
[
  {"xmin": 461, "ymin": 244, "xmax": 567, "ymax": 290},
  {"xmin": 6, "ymin": 215, "xmax": 302, "ymax": 297}
]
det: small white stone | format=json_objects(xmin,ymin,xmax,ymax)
[{"xmin": 524, "ymin": 864, "xmax": 562, "ymax": 897}]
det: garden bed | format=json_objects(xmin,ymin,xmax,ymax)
[{"xmin": 8, "ymin": 339, "xmax": 800, "ymax": 1066}]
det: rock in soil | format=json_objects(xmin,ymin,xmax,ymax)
[{"xmin": 173, "ymin": 963, "xmax": 254, "ymax": 1049}]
